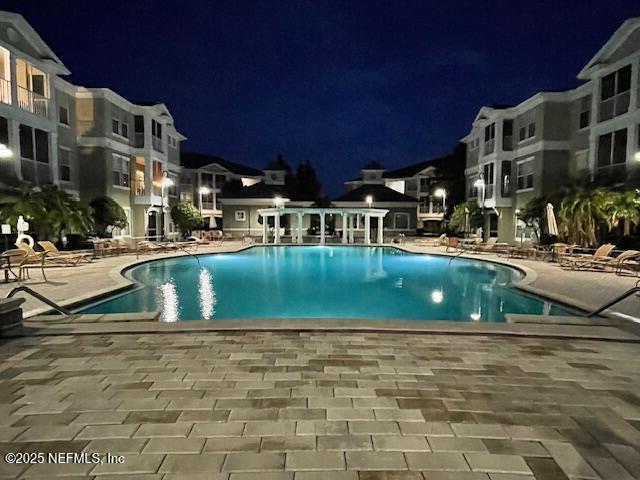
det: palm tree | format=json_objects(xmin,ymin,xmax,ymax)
[
  {"xmin": 556, "ymin": 186, "xmax": 610, "ymax": 246},
  {"xmin": 603, "ymin": 190, "xmax": 640, "ymax": 236},
  {"xmin": 0, "ymin": 186, "xmax": 46, "ymax": 229},
  {"xmin": 36, "ymin": 186, "xmax": 94, "ymax": 243}
]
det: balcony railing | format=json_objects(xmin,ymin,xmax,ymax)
[
  {"xmin": 17, "ymin": 86, "xmax": 49, "ymax": 118},
  {"xmin": 152, "ymin": 136, "xmax": 163, "ymax": 152},
  {"xmin": 0, "ymin": 78, "xmax": 10, "ymax": 104},
  {"xmin": 133, "ymin": 132, "xmax": 145, "ymax": 148},
  {"xmin": 21, "ymin": 158, "xmax": 51, "ymax": 184}
]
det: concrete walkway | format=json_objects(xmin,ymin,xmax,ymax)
[{"xmin": 1, "ymin": 330, "xmax": 639, "ymax": 479}]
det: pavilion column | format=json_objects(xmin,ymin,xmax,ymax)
[
  {"xmin": 341, "ymin": 214, "xmax": 347, "ymax": 244},
  {"xmin": 377, "ymin": 216, "xmax": 384, "ymax": 244},
  {"xmin": 297, "ymin": 212, "xmax": 303, "ymax": 244},
  {"xmin": 349, "ymin": 216, "xmax": 355, "ymax": 243},
  {"xmin": 262, "ymin": 215, "xmax": 267, "ymax": 244},
  {"xmin": 274, "ymin": 213, "xmax": 281, "ymax": 244},
  {"xmin": 320, "ymin": 212, "xmax": 326, "ymax": 245},
  {"xmin": 364, "ymin": 214, "xmax": 371, "ymax": 244}
]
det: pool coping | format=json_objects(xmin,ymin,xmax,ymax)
[{"xmin": 22, "ymin": 244, "xmax": 618, "ymax": 333}]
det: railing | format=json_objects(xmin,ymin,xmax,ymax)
[
  {"xmin": 152, "ymin": 136, "xmax": 163, "ymax": 152},
  {"xmin": 7, "ymin": 286, "xmax": 71, "ymax": 316},
  {"xmin": 0, "ymin": 78, "xmax": 10, "ymax": 104},
  {"xmin": 484, "ymin": 139, "xmax": 494, "ymax": 155},
  {"xmin": 17, "ymin": 85, "xmax": 48, "ymax": 117},
  {"xmin": 133, "ymin": 132, "xmax": 145, "ymax": 148},
  {"xmin": 419, "ymin": 204, "xmax": 444, "ymax": 214},
  {"xmin": 588, "ymin": 279, "xmax": 640, "ymax": 318}
]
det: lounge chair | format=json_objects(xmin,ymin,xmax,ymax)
[
  {"xmin": 37, "ymin": 241, "xmax": 92, "ymax": 265},
  {"xmin": 414, "ymin": 234, "xmax": 447, "ymax": 247},
  {"xmin": 610, "ymin": 250, "xmax": 640, "ymax": 276},
  {"xmin": 560, "ymin": 243, "xmax": 616, "ymax": 270}
]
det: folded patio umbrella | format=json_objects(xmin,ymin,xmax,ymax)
[{"xmin": 546, "ymin": 203, "xmax": 558, "ymax": 237}]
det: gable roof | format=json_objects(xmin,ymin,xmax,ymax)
[
  {"xmin": 333, "ymin": 184, "xmax": 418, "ymax": 203},
  {"xmin": 578, "ymin": 18, "xmax": 640, "ymax": 80},
  {"xmin": 219, "ymin": 181, "xmax": 314, "ymax": 201},
  {"xmin": 0, "ymin": 11, "xmax": 69, "ymax": 75},
  {"xmin": 180, "ymin": 152, "xmax": 262, "ymax": 176},
  {"xmin": 383, "ymin": 159, "xmax": 439, "ymax": 179}
]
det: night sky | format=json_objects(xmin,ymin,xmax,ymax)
[{"xmin": 5, "ymin": 1, "xmax": 639, "ymax": 195}]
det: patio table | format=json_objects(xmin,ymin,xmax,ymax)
[{"xmin": 0, "ymin": 253, "xmax": 18, "ymax": 283}]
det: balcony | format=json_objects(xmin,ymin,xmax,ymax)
[
  {"xmin": 17, "ymin": 86, "xmax": 49, "ymax": 118},
  {"xmin": 152, "ymin": 136, "xmax": 163, "ymax": 153},
  {"xmin": 418, "ymin": 202, "xmax": 444, "ymax": 220},
  {"xmin": 133, "ymin": 132, "xmax": 145, "ymax": 148},
  {"xmin": 0, "ymin": 78, "xmax": 10, "ymax": 104},
  {"xmin": 21, "ymin": 158, "xmax": 51, "ymax": 184}
]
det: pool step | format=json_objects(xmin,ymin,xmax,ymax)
[
  {"xmin": 26, "ymin": 311, "xmax": 160, "ymax": 324},
  {"xmin": 506, "ymin": 314, "xmax": 613, "ymax": 326}
]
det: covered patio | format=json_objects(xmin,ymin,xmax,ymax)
[{"xmin": 257, "ymin": 207, "xmax": 389, "ymax": 245}]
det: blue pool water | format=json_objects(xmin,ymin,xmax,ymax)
[{"xmin": 80, "ymin": 246, "xmax": 573, "ymax": 322}]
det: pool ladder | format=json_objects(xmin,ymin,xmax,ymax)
[
  {"xmin": 6, "ymin": 286, "xmax": 71, "ymax": 316},
  {"xmin": 587, "ymin": 279, "xmax": 640, "ymax": 318}
]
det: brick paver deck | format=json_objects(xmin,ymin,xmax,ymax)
[{"xmin": 1, "ymin": 331, "xmax": 639, "ymax": 479}]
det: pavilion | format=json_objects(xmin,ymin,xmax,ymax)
[{"xmin": 257, "ymin": 207, "xmax": 389, "ymax": 244}]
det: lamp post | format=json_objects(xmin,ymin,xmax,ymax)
[
  {"xmin": 434, "ymin": 188, "xmax": 446, "ymax": 213},
  {"xmin": 160, "ymin": 171, "xmax": 174, "ymax": 240},
  {"xmin": 473, "ymin": 176, "xmax": 486, "ymax": 241}
]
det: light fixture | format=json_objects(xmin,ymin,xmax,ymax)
[
  {"xmin": 163, "ymin": 177, "xmax": 175, "ymax": 187},
  {"xmin": 198, "ymin": 186, "xmax": 210, "ymax": 195},
  {"xmin": 434, "ymin": 188, "xmax": 446, "ymax": 198},
  {"xmin": 470, "ymin": 311, "xmax": 481, "ymax": 321},
  {"xmin": 635, "ymin": 151, "xmax": 640, "ymax": 162},
  {"xmin": 473, "ymin": 179, "xmax": 484, "ymax": 188},
  {"xmin": 430, "ymin": 289, "xmax": 444, "ymax": 304},
  {"xmin": 274, "ymin": 195, "xmax": 282, "ymax": 207},
  {"xmin": 0, "ymin": 144, "xmax": 12, "ymax": 159},
  {"xmin": 365, "ymin": 195, "xmax": 373, "ymax": 207}
]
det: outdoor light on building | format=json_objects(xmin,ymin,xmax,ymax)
[
  {"xmin": 198, "ymin": 186, "xmax": 210, "ymax": 195},
  {"xmin": 635, "ymin": 151, "xmax": 640, "ymax": 162},
  {"xmin": 473, "ymin": 178, "xmax": 484, "ymax": 188},
  {"xmin": 0, "ymin": 143, "xmax": 12, "ymax": 158},
  {"xmin": 274, "ymin": 195, "xmax": 282, "ymax": 208},
  {"xmin": 365, "ymin": 195, "xmax": 373, "ymax": 208}
]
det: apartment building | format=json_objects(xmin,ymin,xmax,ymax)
[
  {"xmin": 180, "ymin": 152, "xmax": 262, "ymax": 229},
  {"xmin": 462, "ymin": 18, "xmax": 640, "ymax": 242},
  {"xmin": 0, "ymin": 11, "xmax": 186, "ymax": 238}
]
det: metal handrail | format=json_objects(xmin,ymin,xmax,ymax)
[
  {"xmin": 6, "ymin": 286, "xmax": 70, "ymax": 316},
  {"xmin": 587, "ymin": 279, "xmax": 640, "ymax": 318}
]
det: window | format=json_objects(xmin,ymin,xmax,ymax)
[
  {"xmin": 112, "ymin": 154, "xmax": 130, "ymax": 187},
  {"xmin": 467, "ymin": 177, "xmax": 477, "ymax": 198},
  {"xmin": 152, "ymin": 120, "xmax": 162, "ymax": 139},
  {"xmin": 34, "ymin": 129, "xmax": 48, "ymax": 163},
  {"xmin": 152, "ymin": 160, "xmax": 163, "ymax": 195},
  {"xmin": 516, "ymin": 159, "xmax": 534, "ymax": 190},
  {"xmin": 121, "ymin": 122, "xmax": 128, "ymax": 138},
  {"xmin": 599, "ymin": 65, "xmax": 631, "ymax": 121},
  {"xmin": 527, "ymin": 122, "xmax": 536, "ymax": 138},
  {"xmin": 484, "ymin": 123, "xmax": 495, "ymax": 155},
  {"xmin": 19, "ymin": 124, "xmax": 34, "ymax": 159},
  {"xmin": 501, "ymin": 161, "xmax": 511, "ymax": 196},
  {"xmin": 503, "ymin": 120, "xmax": 513, "ymax": 151},
  {"xmin": 519, "ymin": 126, "xmax": 526, "ymax": 141},
  {"xmin": 59, "ymin": 102, "xmax": 69, "ymax": 125},
  {"xmin": 483, "ymin": 162, "xmax": 494, "ymax": 198},
  {"xmin": 59, "ymin": 148, "xmax": 71, "ymax": 182},
  {"xmin": 394, "ymin": 212, "xmax": 409, "ymax": 230},
  {"xmin": 597, "ymin": 129, "xmax": 627, "ymax": 168},
  {"xmin": 135, "ymin": 157, "xmax": 146, "ymax": 195},
  {"xmin": 0, "ymin": 116, "xmax": 7, "ymax": 146},
  {"xmin": 112, "ymin": 118, "xmax": 119, "ymax": 135},
  {"xmin": 579, "ymin": 96, "xmax": 591, "ymax": 129},
  {"xmin": 235, "ymin": 210, "xmax": 247, "ymax": 222},
  {"xmin": 134, "ymin": 115, "xmax": 144, "ymax": 147}
]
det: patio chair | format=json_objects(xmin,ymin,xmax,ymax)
[
  {"xmin": 37, "ymin": 241, "xmax": 92, "ymax": 265},
  {"xmin": 1, "ymin": 249, "xmax": 27, "ymax": 282},
  {"xmin": 560, "ymin": 243, "xmax": 616, "ymax": 270},
  {"xmin": 14, "ymin": 244, "xmax": 49, "ymax": 281},
  {"xmin": 445, "ymin": 237, "xmax": 464, "ymax": 253},
  {"xmin": 610, "ymin": 250, "xmax": 640, "ymax": 276}
]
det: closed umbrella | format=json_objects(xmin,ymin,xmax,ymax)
[{"xmin": 546, "ymin": 203, "xmax": 558, "ymax": 237}]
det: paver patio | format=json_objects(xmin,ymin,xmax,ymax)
[{"xmin": 1, "ymin": 330, "xmax": 640, "ymax": 479}]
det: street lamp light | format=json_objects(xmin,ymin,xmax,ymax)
[
  {"xmin": 0, "ymin": 143, "xmax": 12, "ymax": 159},
  {"xmin": 473, "ymin": 176, "xmax": 487, "ymax": 240},
  {"xmin": 198, "ymin": 186, "xmax": 210, "ymax": 215},
  {"xmin": 365, "ymin": 195, "xmax": 373, "ymax": 208},
  {"xmin": 160, "ymin": 171, "xmax": 174, "ymax": 240},
  {"xmin": 434, "ymin": 188, "xmax": 446, "ymax": 213}
]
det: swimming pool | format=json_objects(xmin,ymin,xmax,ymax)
[{"xmin": 80, "ymin": 246, "xmax": 573, "ymax": 322}]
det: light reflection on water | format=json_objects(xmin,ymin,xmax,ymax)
[
  {"xmin": 198, "ymin": 268, "xmax": 216, "ymax": 320},
  {"xmin": 158, "ymin": 279, "xmax": 179, "ymax": 323}
]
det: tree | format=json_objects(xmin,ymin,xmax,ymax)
[
  {"xmin": 517, "ymin": 196, "xmax": 548, "ymax": 241},
  {"xmin": 0, "ymin": 186, "xmax": 93, "ymax": 243},
  {"xmin": 449, "ymin": 201, "xmax": 482, "ymax": 233},
  {"xmin": 90, "ymin": 196, "xmax": 128, "ymax": 237},
  {"xmin": 296, "ymin": 161, "xmax": 322, "ymax": 201},
  {"xmin": 603, "ymin": 190, "xmax": 640, "ymax": 236},
  {"xmin": 170, "ymin": 201, "xmax": 204, "ymax": 236},
  {"xmin": 556, "ymin": 186, "xmax": 610, "ymax": 246}
]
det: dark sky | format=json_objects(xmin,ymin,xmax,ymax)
[{"xmin": 6, "ymin": 1, "xmax": 639, "ymax": 195}]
